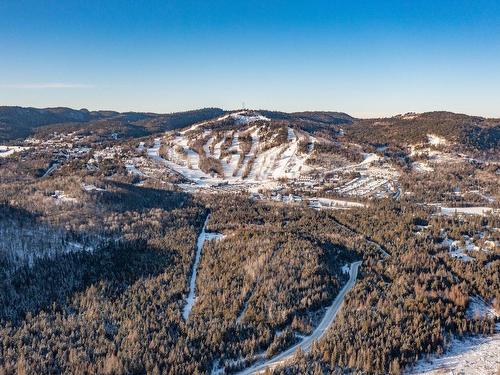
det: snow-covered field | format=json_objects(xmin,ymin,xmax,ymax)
[
  {"xmin": 438, "ymin": 206, "xmax": 498, "ymax": 216},
  {"xmin": 427, "ymin": 134, "xmax": 448, "ymax": 146},
  {"xmin": 0, "ymin": 145, "xmax": 29, "ymax": 157},
  {"xmin": 406, "ymin": 329, "xmax": 500, "ymax": 375},
  {"xmin": 52, "ymin": 190, "xmax": 77, "ymax": 203},
  {"xmin": 309, "ymin": 197, "xmax": 365, "ymax": 209},
  {"xmin": 125, "ymin": 162, "xmax": 146, "ymax": 177},
  {"xmin": 413, "ymin": 161, "xmax": 434, "ymax": 173},
  {"xmin": 81, "ymin": 183, "xmax": 105, "ymax": 192}
]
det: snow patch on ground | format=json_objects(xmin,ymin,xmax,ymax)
[
  {"xmin": 52, "ymin": 190, "xmax": 77, "ymax": 203},
  {"xmin": 81, "ymin": 183, "xmax": 105, "ymax": 192},
  {"xmin": 125, "ymin": 163, "xmax": 146, "ymax": 177},
  {"xmin": 467, "ymin": 296, "xmax": 499, "ymax": 320},
  {"xmin": 440, "ymin": 237, "xmax": 475, "ymax": 262},
  {"xmin": 221, "ymin": 131, "xmax": 241, "ymax": 178},
  {"xmin": 213, "ymin": 136, "xmax": 225, "ymax": 159},
  {"xmin": 427, "ymin": 134, "xmax": 448, "ymax": 146},
  {"xmin": 250, "ymin": 127, "xmax": 311, "ymax": 181},
  {"xmin": 359, "ymin": 153, "xmax": 380, "ymax": 166},
  {"xmin": 149, "ymin": 137, "xmax": 214, "ymax": 183},
  {"xmin": 400, "ymin": 113, "xmax": 419, "ymax": 120},
  {"xmin": 236, "ymin": 128, "xmax": 260, "ymax": 178},
  {"xmin": 413, "ymin": 161, "xmax": 434, "ymax": 173},
  {"xmin": 405, "ymin": 330, "xmax": 500, "ymax": 375},
  {"xmin": 203, "ymin": 133, "xmax": 215, "ymax": 157},
  {"xmin": 232, "ymin": 113, "xmax": 270, "ymax": 125},
  {"xmin": 437, "ymin": 206, "xmax": 498, "ymax": 216},
  {"xmin": 309, "ymin": 197, "xmax": 365, "ymax": 210},
  {"xmin": 0, "ymin": 145, "xmax": 29, "ymax": 157}
]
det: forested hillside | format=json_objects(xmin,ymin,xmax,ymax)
[
  {"xmin": 0, "ymin": 106, "xmax": 224, "ymax": 142},
  {"xmin": 0, "ymin": 107, "xmax": 498, "ymax": 374},
  {"xmin": 0, "ymin": 175, "xmax": 365, "ymax": 373},
  {"xmin": 275, "ymin": 201, "xmax": 498, "ymax": 374}
]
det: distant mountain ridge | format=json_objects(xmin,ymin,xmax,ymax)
[
  {"xmin": 0, "ymin": 106, "xmax": 224, "ymax": 143},
  {"xmin": 348, "ymin": 111, "xmax": 499, "ymax": 152},
  {"xmin": 1, "ymin": 106, "xmax": 498, "ymax": 153}
]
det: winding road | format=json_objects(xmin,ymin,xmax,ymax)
[{"xmin": 236, "ymin": 261, "xmax": 363, "ymax": 375}]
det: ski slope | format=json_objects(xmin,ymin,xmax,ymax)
[
  {"xmin": 183, "ymin": 214, "xmax": 224, "ymax": 321},
  {"xmin": 149, "ymin": 114, "xmax": 315, "ymax": 189}
]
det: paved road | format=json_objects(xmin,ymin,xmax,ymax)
[{"xmin": 236, "ymin": 261, "xmax": 363, "ymax": 375}]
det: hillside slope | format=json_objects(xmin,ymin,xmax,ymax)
[{"xmin": 0, "ymin": 106, "xmax": 224, "ymax": 142}]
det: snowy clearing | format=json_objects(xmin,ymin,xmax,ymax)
[
  {"xmin": 52, "ymin": 190, "xmax": 77, "ymax": 203},
  {"xmin": 81, "ymin": 183, "xmax": 105, "ymax": 192},
  {"xmin": 308, "ymin": 197, "xmax": 365, "ymax": 210},
  {"xmin": 427, "ymin": 134, "xmax": 448, "ymax": 146},
  {"xmin": 405, "ymin": 329, "xmax": 500, "ymax": 375},
  {"xmin": 437, "ymin": 206, "xmax": 498, "ymax": 216},
  {"xmin": 125, "ymin": 163, "xmax": 146, "ymax": 177},
  {"xmin": 413, "ymin": 161, "xmax": 434, "ymax": 173},
  {"xmin": 440, "ymin": 236, "xmax": 475, "ymax": 262},
  {"xmin": 0, "ymin": 145, "xmax": 29, "ymax": 157},
  {"xmin": 232, "ymin": 112, "xmax": 270, "ymax": 125},
  {"xmin": 467, "ymin": 296, "xmax": 499, "ymax": 320}
]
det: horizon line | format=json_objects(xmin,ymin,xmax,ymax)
[{"xmin": 1, "ymin": 104, "xmax": 498, "ymax": 120}]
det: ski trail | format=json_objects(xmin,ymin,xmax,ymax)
[
  {"xmin": 183, "ymin": 214, "xmax": 224, "ymax": 321},
  {"xmin": 238, "ymin": 128, "xmax": 260, "ymax": 178}
]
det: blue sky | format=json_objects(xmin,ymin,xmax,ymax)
[{"xmin": 1, "ymin": 0, "xmax": 500, "ymax": 117}]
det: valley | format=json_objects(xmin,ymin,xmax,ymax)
[{"xmin": 0, "ymin": 106, "xmax": 498, "ymax": 375}]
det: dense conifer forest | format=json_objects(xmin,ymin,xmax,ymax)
[{"xmin": 0, "ymin": 107, "xmax": 498, "ymax": 374}]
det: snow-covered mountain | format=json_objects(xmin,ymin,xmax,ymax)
[
  {"xmin": 145, "ymin": 111, "xmax": 316, "ymax": 190},
  {"xmin": 129, "ymin": 110, "xmax": 401, "ymax": 201}
]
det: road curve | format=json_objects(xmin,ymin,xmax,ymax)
[{"xmin": 236, "ymin": 261, "xmax": 363, "ymax": 375}]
